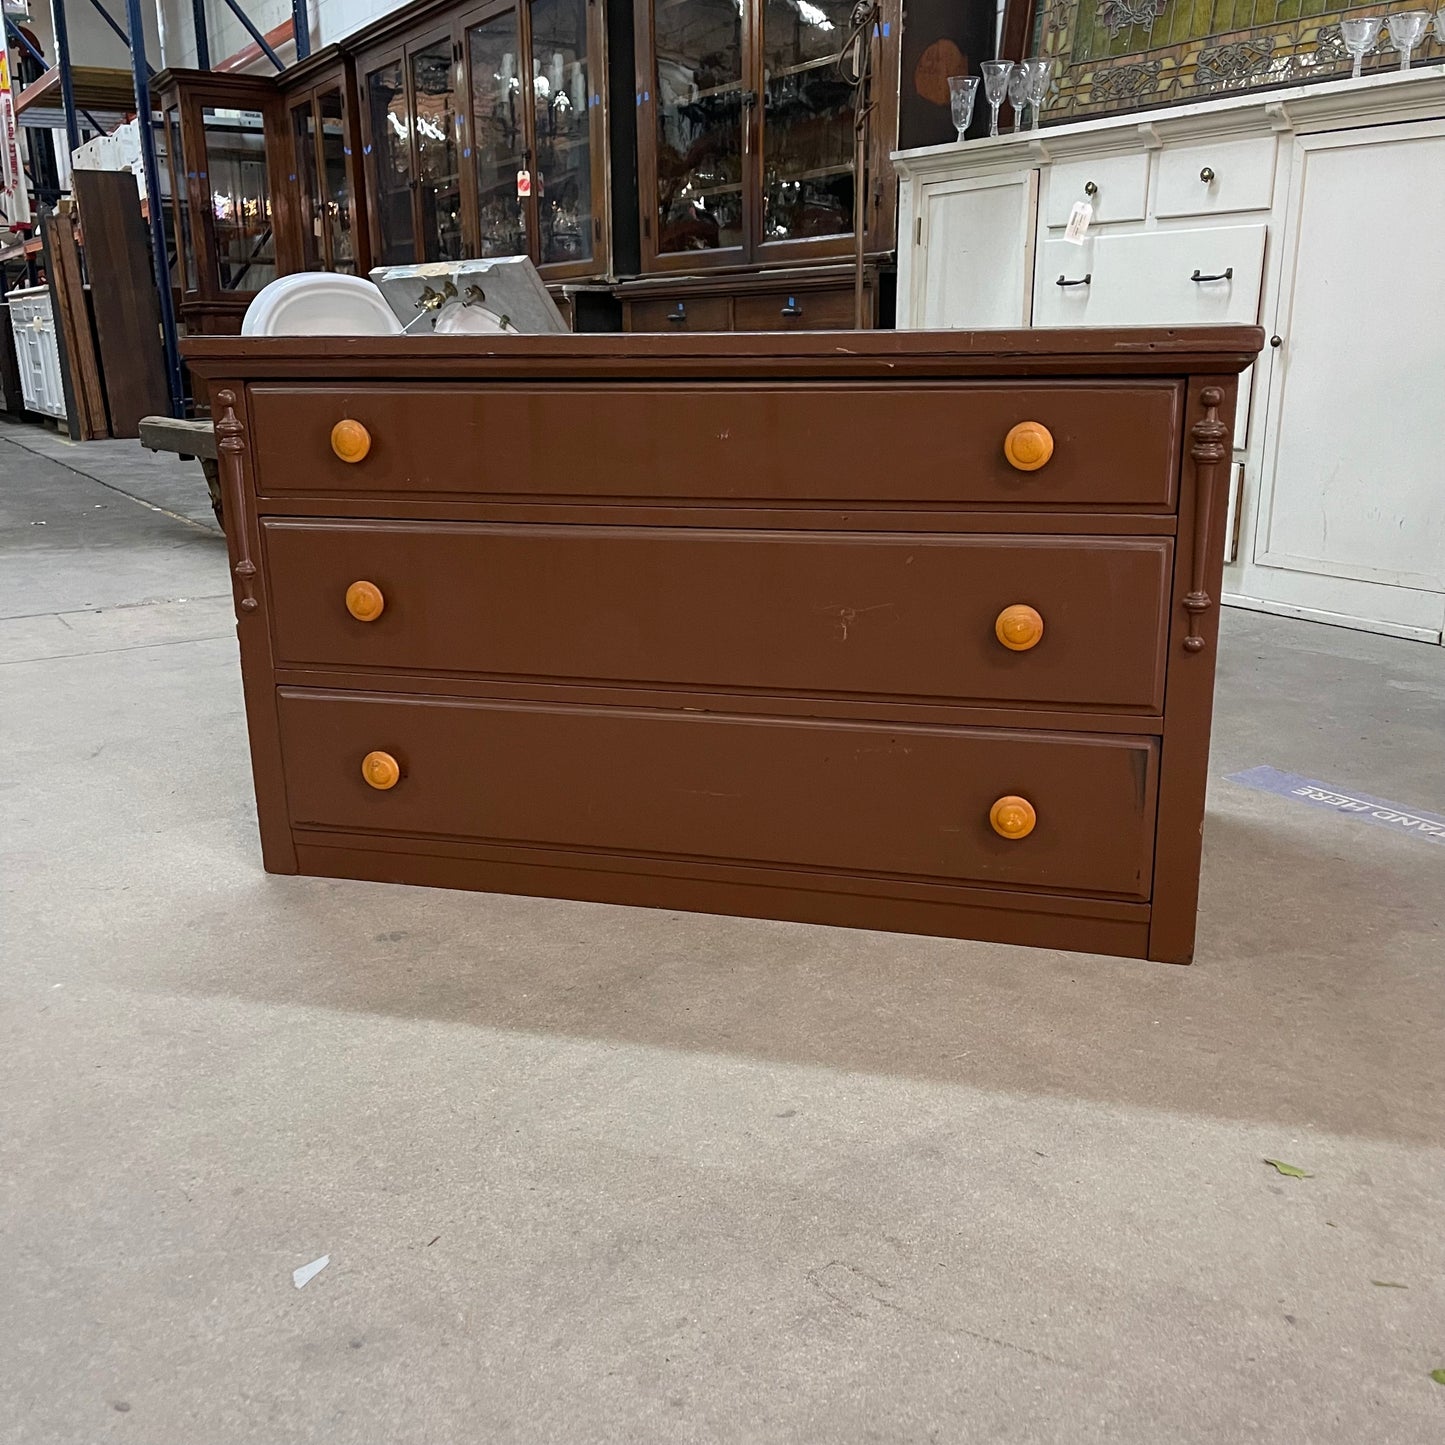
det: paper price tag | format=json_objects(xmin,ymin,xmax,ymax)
[
  {"xmin": 1063, "ymin": 200, "xmax": 1092, "ymax": 244},
  {"xmin": 516, "ymin": 169, "xmax": 532, "ymax": 198}
]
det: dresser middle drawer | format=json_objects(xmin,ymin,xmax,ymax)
[{"xmin": 263, "ymin": 522, "xmax": 1174, "ymax": 711}]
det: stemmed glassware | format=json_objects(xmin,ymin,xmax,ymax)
[
  {"xmin": 1385, "ymin": 9, "xmax": 1431, "ymax": 68},
  {"xmin": 1437, "ymin": 8, "xmax": 1445, "ymax": 47},
  {"xmin": 947, "ymin": 75, "xmax": 979, "ymax": 142},
  {"xmin": 1006, "ymin": 62, "xmax": 1030, "ymax": 133},
  {"xmin": 1340, "ymin": 16, "xmax": 1384, "ymax": 79},
  {"xmin": 1024, "ymin": 56, "xmax": 1054, "ymax": 132},
  {"xmin": 980, "ymin": 60, "xmax": 1013, "ymax": 139}
]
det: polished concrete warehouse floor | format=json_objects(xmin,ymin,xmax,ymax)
[{"xmin": 2, "ymin": 423, "xmax": 1442, "ymax": 1444}]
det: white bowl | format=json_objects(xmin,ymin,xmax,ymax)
[{"xmin": 241, "ymin": 272, "xmax": 403, "ymax": 338}]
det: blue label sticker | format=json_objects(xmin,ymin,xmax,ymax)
[{"xmin": 1226, "ymin": 766, "xmax": 1445, "ymax": 846}]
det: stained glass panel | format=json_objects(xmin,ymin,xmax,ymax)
[{"xmin": 1028, "ymin": 0, "xmax": 1444, "ymax": 122}]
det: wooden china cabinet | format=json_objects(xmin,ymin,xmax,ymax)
[
  {"xmin": 153, "ymin": 70, "xmax": 301, "ymax": 335},
  {"xmin": 355, "ymin": 0, "xmax": 611, "ymax": 281},
  {"xmin": 616, "ymin": 0, "xmax": 900, "ymax": 328},
  {"xmin": 280, "ymin": 51, "xmax": 370, "ymax": 277}
]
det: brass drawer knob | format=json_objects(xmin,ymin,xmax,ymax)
[
  {"xmin": 1003, "ymin": 421, "xmax": 1053, "ymax": 472},
  {"xmin": 361, "ymin": 750, "xmax": 400, "ymax": 790},
  {"xmin": 330, "ymin": 418, "xmax": 372, "ymax": 464},
  {"xmin": 995, "ymin": 604, "xmax": 1044, "ymax": 651},
  {"xmin": 990, "ymin": 795, "xmax": 1036, "ymax": 840},
  {"xmin": 345, "ymin": 580, "xmax": 385, "ymax": 622}
]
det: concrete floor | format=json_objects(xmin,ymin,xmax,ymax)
[{"xmin": 1, "ymin": 421, "xmax": 1442, "ymax": 1444}]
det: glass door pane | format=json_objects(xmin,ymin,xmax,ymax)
[
  {"xmin": 291, "ymin": 99, "xmax": 323, "ymax": 270},
  {"xmin": 410, "ymin": 39, "xmax": 463, "ymax": 261},
  {"xmin": 200, "ymin": 105, "xmax": 276, "ymax": 292},
  {"xmin": 157, "ymin": 105, "xmax": 195, "ymax": 291},
  {"xmin": 466, "ymin": 8, "xmax": 529, "ymax": 258},
  {"xmin": 318, "ymin": 88, "xmax": 356, "ymax": 274},
  {"xmin": 530, "ymin": 0, "xmax": 592, "ymax": 266},
  {"xmin": 652, "ymin": 0, "xmax": 744, "ymax": 253},
  {"xmin": 366, "ymin": 59, "xmax": 414, "ymax": 264},
  {"xmin": 760, "ymin": 0, "xmax": 856, "ymax": 243}
]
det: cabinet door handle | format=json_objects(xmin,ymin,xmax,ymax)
[
  {"xmin": 1200, "ymin": 166, "xmax": 1215, "ymax": 183},
  {"xmin": 1190, "ymin": 267, "xmax": 1233, "ymax": 283},
  {"xmin": 1083, "ymin": 180, "xmax": 1097, "ymax": 196},
  {"xmin": 666, "ymin": 303, "xmax": 686, "ymax": 324},
  {"xmin": 1055, "ymin": 273, "xmax": 1090, "ymax": 287},
  {"xmin": 780, "ymin": 295, "xmax": 803, "ymax": 317}
]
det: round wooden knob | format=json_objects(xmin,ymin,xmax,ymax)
[
  {"xmin": 989, "ymin": 795, "xmax": 1036, "ymax": 840},
  {"xmin": 1003, "ymin": 421, "xmax": 1054, "ymax": 472},
  {"xmin": 995, "ymin": 604, "xmax": 1044, "ymax": 651},
  {"xmin": 361, "ymin": 750, "xmax": 400, "ymax": 791},
  {"xmin": 345, "ymin": 580, "xmax": 385, "ymax": 622},
  {"xmin": 330, "ymin": 418, "xmax": 371, "ymax": 464}
]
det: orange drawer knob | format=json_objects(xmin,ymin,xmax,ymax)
[
  {"xmin": 330, "ymin": 418, "xmax": 372, "ymax": 464},
  {"xmin": 1003, "ymin": 421, "xmax": 1054, "ymax": 472},
  {"xmin": 995, "ymin": 603, "xmax": 1044, "ymax": 652},
  {"xmin": 361, "ymin": 750, "xmax": 400, "ymax": 791},
  {"xmin": 989, "ymin": 795, "xmax": 1036, "ymax": 840},
  {"xmin": 345, "ymin": 580, "xmax": 385, "ymax": 622}
]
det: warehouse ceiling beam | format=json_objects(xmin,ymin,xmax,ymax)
[{"xmin": 216, "ymin": 0, "xmax": 284, "ymax": 70}]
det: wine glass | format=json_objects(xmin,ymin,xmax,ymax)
[
  {"xmin": 947, "ymin": 75, "xmax": 979, "ymax": 142},
  {"xmin": 1024, "ymin": 56, "xmax": 1054, "ymax": 131},
  {"xmin": 1340, "ymin": 16, "xmax": 1384, "ymax": 79},
  {"xmin": 1006, "ymin": 63, "xmax": 1030, "ymax": 133},
  {"xmin": 980, "ymin": 60, "xmax": 1013, "ymax": 139},
  {"xmin": 1386, "ymin": 9, "xmax": 1430, "ymax": 67},
  {"xmin": 1437, "ymin": 7, "xmax": 1445, "ymax": 45}
]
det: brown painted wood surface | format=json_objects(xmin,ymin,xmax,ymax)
[
  {"xmin": 261, "ymin": 521, "xmax": 1174, "ymax": 711},
  {"xmin": 185, "ymin": 327, "xmax": 1262, "ymax": 964},
  {"xmin": 246, "ymin": 380, "xmax": 1183, "ymax": 509},
  {"xmin": 72, "ymin": 170, "xmax": 170, "ymax": 437}
]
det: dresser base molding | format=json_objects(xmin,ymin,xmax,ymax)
[{"xmin": 293, "ymin": 835, "xmax": 1156, "ymax": 961}]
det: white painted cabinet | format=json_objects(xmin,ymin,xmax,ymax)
[
  {"xmin": 7, "ymin": 286, "xmax": 68, "ymax": 421},
  {"xmin": 1240, "ymin": 121, "xmax": 1445, "ymax": 640},
  {"xmin": 892, "ymin": 67, "xmax": 1445, "ymax": 643},
  {"xmin": 910, "ymin": 169, "xmax": 1037, "ymax": 330}
]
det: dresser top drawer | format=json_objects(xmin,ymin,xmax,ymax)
[
  {"xmin": 244, "ymin": 380, "xmax": 1185, "ymax": 512},
  {"xmin": 278, "ymin": 691, "xmax": 1160, "ymax": 899},
  {"xmin": 263, "ymin": 522, "xmax": 1175, "ymax": 712}
]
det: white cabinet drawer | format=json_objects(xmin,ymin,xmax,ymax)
[
  {"xmin": 1045, "ymin": 153, "xmax": 1149, "ymax": 228},
  {"xmin": 1154, "ymin": 138, "xmax": 1277, "ymax": 218},
  {"xmin": 1033, "ymin": 225, "xmax": 1266, "ymax": 329}
]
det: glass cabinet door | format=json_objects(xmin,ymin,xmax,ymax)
[
  {"xmin": 410, "ymin": 39, "xmax": 463, "ymax": 261},
  {"xmin": 290, "ymin": 98, "xmax": 323, "ymax": 270},
  {"xmin": 530, "ymin": 0, "xmax": 593, "ymax": 266},
  {"xmin": 366, "ymin": 57, "xmax": 414, "ymax": 265},
  {"xmin": 651, "ymin": 0, "xmax": 745, "ymax": 255},
  {"xmin": 759, "ymin": 0, "xmax": 856, "ymax": 245},
  {"xmin": 156, "ymin": 105, "xmax": 195, "ymax": 292},
  {"xmin": 200, "ymin": 105, "xmax": 277, "ymax": 293},
  {"xmin": 466, "ymin": 7, "xmax": 529, "ymax": 258},
  {"xmin": 317, "ymin": 88, "xmax": 357, "ymax": 274}
]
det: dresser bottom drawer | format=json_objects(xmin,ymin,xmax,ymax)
[{"xmin": 277, "ymin": 691, "xmax": 1159, "ymax": 900}]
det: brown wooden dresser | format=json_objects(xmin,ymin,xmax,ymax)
[{"xmin": 185, "ymin": 328, "xmax": 1262, "ymax": 964}]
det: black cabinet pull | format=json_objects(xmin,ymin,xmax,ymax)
[
  {"xmin": 1190, "ymin": 267, "xmax": 1233, "ymax": 282},
  {"xmin": 667, "ymin": 303, "xmax": 686, "ymax": 324},
  {"xmin": 1055, "ymin": 273, "xmax": 1090, "ymax": 287},
  {"xmin": 780, "ymin": 295, "xmax": 802, "ymax": 317}
]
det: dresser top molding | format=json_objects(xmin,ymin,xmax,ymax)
[
  {"xmin": 893, "ymin": 65, "xmax": 1445, "ymax": 176},
  {"xmin": 184, "ymin": 327, "xmax": 1261, "ymax": 382}
]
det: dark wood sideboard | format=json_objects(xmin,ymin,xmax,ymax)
[{"xmin": 185, "ymin": 327, "xmax": 1262, "ymax": 963}]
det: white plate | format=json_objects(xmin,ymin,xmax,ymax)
[{"xmin": 241, "ymin": 273, "xmax": 403, "ymax": 337}]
